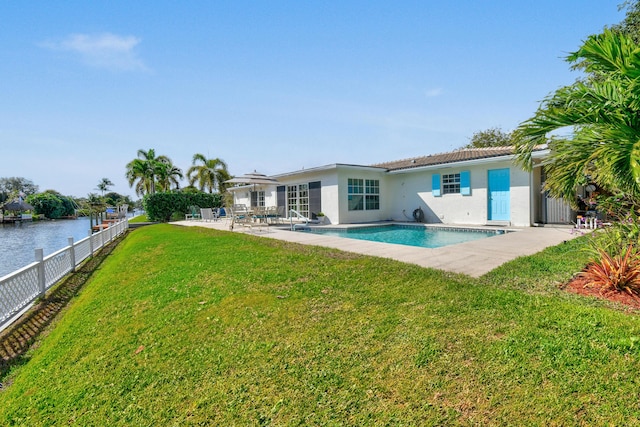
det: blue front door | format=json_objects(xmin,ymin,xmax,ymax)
[{"xmin": 488, "ymin": 168, "xmax": 510, "ymax": 221}]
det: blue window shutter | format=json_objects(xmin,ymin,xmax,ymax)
[
  {"xmin": 432, "ymin": 174, "xmax": 441, "ymax": 197},
  {"xmin": 460, "ymin": 170, "xmax": 471, "ymax": 195}
]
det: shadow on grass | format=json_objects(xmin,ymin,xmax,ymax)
[{"xmin": 0, "ymin": 233, "xmax": 127, "ymax": 384}]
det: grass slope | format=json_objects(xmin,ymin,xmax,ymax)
[
  {"xmin": 1, "ymin": 224, "xmax": 640, "ymax": 425},
  {"xmin": 128, "ymin": 214, "xmax": 150, "ymax": 223}
]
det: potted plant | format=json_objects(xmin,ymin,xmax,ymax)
[{"xmin": 316, "ymin": 212, "xmax": 326, "ymax": 224}]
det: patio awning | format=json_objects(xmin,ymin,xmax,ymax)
[{"xmin": 225, "ymin": 171, "xmax": 280, "ymax": 186}]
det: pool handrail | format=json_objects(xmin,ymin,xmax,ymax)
[{"xmin": 289, "ymin": 209, "xmax": 310, "ymax": 230}]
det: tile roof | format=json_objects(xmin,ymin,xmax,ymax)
[{"xmin": 371, "ymin": 146, "xmax": 522, "ymax": 171}]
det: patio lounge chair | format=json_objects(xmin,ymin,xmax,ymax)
[
  {"xmin": 186, "ymin": 205, "xmax": 201, "ymax": 221},
  {"xmin": 200, "ymin": 208, "xmax": 218, "ymax": 222}
]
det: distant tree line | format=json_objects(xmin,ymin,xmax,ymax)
[
  {"xmin": 0, "ymin": 177, "xmax": 38, "ymax": 204},
  {"xmin": 0, "ymin": 176, "xmax": 135, "ymax": 220},
  {"xmin": 1, "ymin": 147, "xmax": 236, "ymax": 222}
]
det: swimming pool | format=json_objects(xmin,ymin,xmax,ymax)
[{"xmin": 304, "ymin": 224, "xmax": 505, "ymax": 249}]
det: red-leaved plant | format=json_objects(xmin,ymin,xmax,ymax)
[{"xmin": 578, "ymin": 244, "xmax": 640, "ymax": 297}]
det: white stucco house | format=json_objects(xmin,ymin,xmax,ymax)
[{"xmin": 228, "ymin": 146, "xmax": 576, "ymax": 227}]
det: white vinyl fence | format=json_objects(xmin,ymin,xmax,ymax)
[{"xmin": 0, "ymin": 219, "xmax": 129, "ymax": 332}]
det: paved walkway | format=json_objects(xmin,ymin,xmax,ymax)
[{"xmin": 174, "ymin": 219, "xmax": 581, "ymax": 277}]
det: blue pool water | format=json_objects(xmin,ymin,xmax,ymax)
[{"xmin": 307, "ymin": 224, "xmax": 505, "ymax": 249}]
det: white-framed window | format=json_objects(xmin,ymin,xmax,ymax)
[
  {"xmin": 433, "ymin": 171, "xmax": 470, "ymax": 197},
  {"xmin": 250, "ymin": 190, "xmax": 265, "ymax": 207},
  {"xmin": 348, "ymin": 178, "xmax": 380, "ymax": 211},
  {"xmin": 365, "ymin": 179, "xmax": 380, "ymax": 210},
  {"xmin": 442, "ymin": 173, "xmax": 461, "ymax": 194},
  {"xmin": 287, "ymin": 184, "xmax": 309, "ymax": 217}
]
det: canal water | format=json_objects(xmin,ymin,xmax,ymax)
[{"xmin": 0, "ymin": 217, "xmax": 95, "ymax": 278}]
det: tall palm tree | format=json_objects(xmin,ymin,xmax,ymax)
[
  {"xmin": 514, "ymin": 29, "xmax": 640, "ymax": 205},
  {"xmin": 125, "ymin": 149, "xmax": 174, "ymax": 196},
  {"xmin": 126, "ymin": 158, "xmax": 154, "ymax": 197},
  {"xmin": 216, "ymin": 168, "xmax": 232, "ymax": 194},
  {"xmin": 96, "ymin": 178, "xmax": 114, "ymax": 196},
  {"xmin": 156, "ymin": 160, "xmax": 184, "ymax": 192},
  {"xmin": 186, "ymin": 153, "xmax": 229, "ymax": 193}
]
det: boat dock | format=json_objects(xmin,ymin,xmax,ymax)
[{"xmin": 0, "ymin": 214, "xmax": 33, "ymax": 224}]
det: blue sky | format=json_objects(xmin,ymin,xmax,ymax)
[{"xmin": 0, "ymin": 1, "xmax": 625, "ymax": 198}]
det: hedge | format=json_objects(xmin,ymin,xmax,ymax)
[{"xmin": 143, "ymin": 192, "xmax": 223, "ymax": 222}]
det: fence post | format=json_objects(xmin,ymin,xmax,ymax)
[
  {"xmin": 88, "ymin": 229, "xmax": 94, "ymax": 255},
  {"xmin": 35, "ymin": 248, "xmax": 45, "ymax": 297},
  {"xmin": 68, "ymin": 237, "xmax": 76, "ymax": 271}
]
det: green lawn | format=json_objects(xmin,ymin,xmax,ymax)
[
  {"xmin": 1, "ymin": 224, "xmax": 640, "ymax": 425},
  {"xmin": 128, "ymin": 214, "xmax": 150, "ymax": 223}
]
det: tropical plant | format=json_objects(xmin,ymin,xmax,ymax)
[
  {"xmin": 86, "ymin": 192, "xmax": 104, "ymax": 205},
  {"xmin": 578, "ymin": 244, "xmax": 640, "ymax": 297},
  {"xmin": 513, "ymin": 29, "xmax": 640, "ymax": 207},
  {"xmin": 186, "ymin": 153, "xmax": 229, "ymax": 193},
  {"xmin": 103, "ymin": 192, "xmax": 133, "ymax": 210},
  {"xmin": 96, "ymin": 178, "xmax": 114, "ymax": 196},
  {"xmin": 125, "ymin": 149, "xmax": 177, "ymax": 196},
  {"xmin": 156, "ymin": 160, "xmax": 184, "ymax": 192}
]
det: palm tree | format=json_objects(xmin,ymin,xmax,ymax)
[
  {"xmin": 186, "ymin": 153, "xmax": 229, "ymax": 193},
  {"xmin": 125, "ymin": 149, "xmax": 175, "ymax": 196},
  {"xmin": 156, "ymin": 160, "xmax": 184, "ymax": 192},
  {"xmin": 514, "ymin": 29, "xmax": 640, "ymax": 205},
  {"xmin": 126, "ymin": 157, "xmax": 154, "ymax": 197},
  {"xmin": 96, "ymin": 178, "xmax": 114, "ymax": 196},
  {"xmin": 216, "ymin": 168, "xmax": 232, "ymax": 194}
]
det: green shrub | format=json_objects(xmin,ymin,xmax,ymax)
[
  {"xmin": 143, "ymin": 192, "xmax": 222, "ymax": 222},
  {"xmin": 26, "ymin": 191, "xmax": 75, "ymax": 219}
]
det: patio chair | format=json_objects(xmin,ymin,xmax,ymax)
[
  {"xmin": 186, "ymin": 205, "xmax": 201, "ymax": 221},
  {"xmin": 212, "ymin": 207, "xmax": 221, "ymax": 221},
  {"xmin": 219, "ymin": 207, "xmax": 231, "ymax": 222},
  {"xmin": 228, "ymin": 206, "xmax": 249, "ymax": 230},
  {"xmin": 267, "ymin": 206, "xmax": 285, "ymax": 224},
  {"xmin": 200, "ymin": 208, "xmax": 214, "ymax": 222},
  {"xmin": 233, "ymin": 205, "xmax": 249, "ymax": 221},
  {"xmin": 240, "ymin": 215, "xmax": 268, "ymax": 233},
  {"xmin": 252, "ymin": 206, "xmax": 269, "ymax": 224},
  {"xmin": 235, "ymin": 205, "xmax": 268, "ymax": 233},
  {"xmin": 223, "ymin": 207, "xmax": 235, "ymax": 230},
  {"xmin": 265, "ymin": 206, "xmax": 281, "ymax": 224}
]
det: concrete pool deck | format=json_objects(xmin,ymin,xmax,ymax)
[{"xmin": 174, "ymin": 219, "xmax": 582, "ymax": 277}]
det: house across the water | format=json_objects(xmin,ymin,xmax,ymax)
[{"xmin": 228, "ymin": 146, "xmax": 580, "ymax": 227}]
